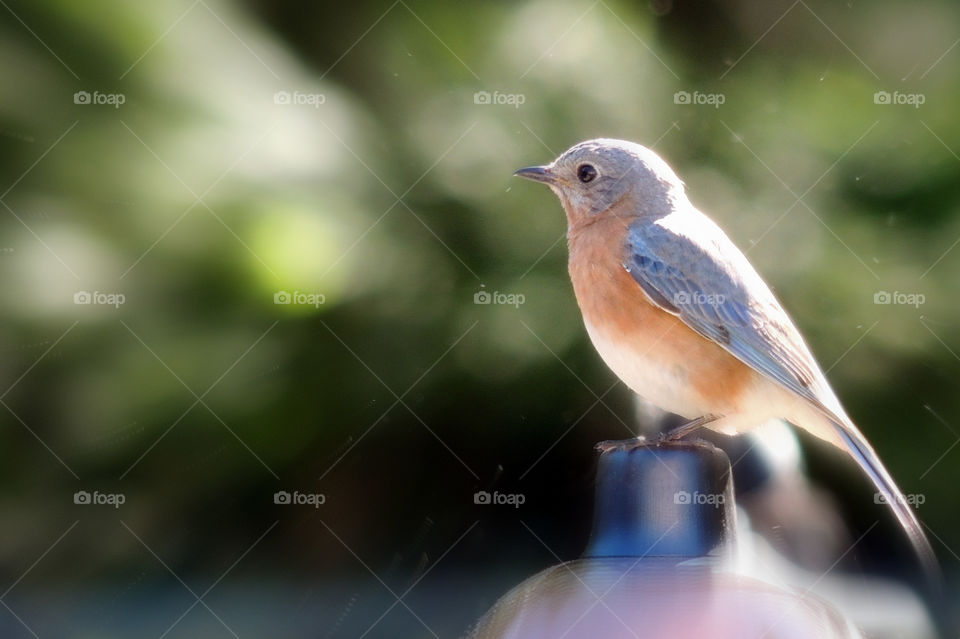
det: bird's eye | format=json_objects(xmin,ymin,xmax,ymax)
[{"xmin": 577, "ymin": 164, "xmax": 597, "ymax": 183}]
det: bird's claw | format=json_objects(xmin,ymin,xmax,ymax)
[{"xmin": 595, "ymin": 436, "xmax": 647, "ymax": 453}]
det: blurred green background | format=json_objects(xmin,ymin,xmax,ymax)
[{"xmin": 1, "ymin": 0, "xmax": 959, "ymax": 636}]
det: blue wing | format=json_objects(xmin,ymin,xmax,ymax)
[{"xmin": 623, "ymin": 216, "xmax": 823, "ymax": 405}]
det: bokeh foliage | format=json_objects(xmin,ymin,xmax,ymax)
[{"xmin": 1, "ymin": 0, "xmax": 959, "ymax": 635}]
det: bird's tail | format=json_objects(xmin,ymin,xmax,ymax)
[{"xmin": 828, "ymin": 413, "xmax": 940, "ymax": 586}]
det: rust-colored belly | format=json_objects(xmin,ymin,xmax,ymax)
[{"xmin": 567, "ymin": 218, "xmax": 755, "ymax": 417}]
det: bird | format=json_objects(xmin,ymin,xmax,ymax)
[{"xmin": 514, "ymin": 138, "xmax": 936, "ymax": 579}]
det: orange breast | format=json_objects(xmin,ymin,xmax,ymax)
[{"xmin": 567, "ymin": 216, "xmax": 756, "ymax": 413}]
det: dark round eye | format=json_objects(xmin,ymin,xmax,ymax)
[{"xmin": 577, "ymin": 164, "xmax": 597, "ymax": 183}]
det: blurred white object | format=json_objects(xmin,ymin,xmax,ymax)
[{"xmin": 467, "ymin": 558, "xmax": 862, "ymax": 639}]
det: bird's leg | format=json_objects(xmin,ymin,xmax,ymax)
[{"xmin": 662, "ymin": 413, "xmax": 721, "ymax": 442}]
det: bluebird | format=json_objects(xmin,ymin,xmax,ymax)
[{"xmin": 515, "ymin": 138, "xmax": 936, "ymax": 576}]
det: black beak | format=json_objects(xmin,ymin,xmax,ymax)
[{"xmin": 513, "ymin": 165, "xmax": 556, "ymax": 184}]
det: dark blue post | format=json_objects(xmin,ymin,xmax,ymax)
[{"xmin": 584, "ymin": 439, "xmax": 736, "ymax": 559}]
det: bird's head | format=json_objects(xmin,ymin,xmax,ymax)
[{"xmin": 514, "ymin": 138, "xmax": 686, "ymax": 226}]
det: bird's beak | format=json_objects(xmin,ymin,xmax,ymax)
[{"xmin": 513, "ymin": 165, "xmax": 556, "ymax": 185}]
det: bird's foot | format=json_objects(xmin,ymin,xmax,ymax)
[
  {"xmin": 595, "ymin": 436, "xmax": 647, "ymax": 453},
  {"xmin": 661, "ymin": 413, "xmax": 721, "ymax": 442}
]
